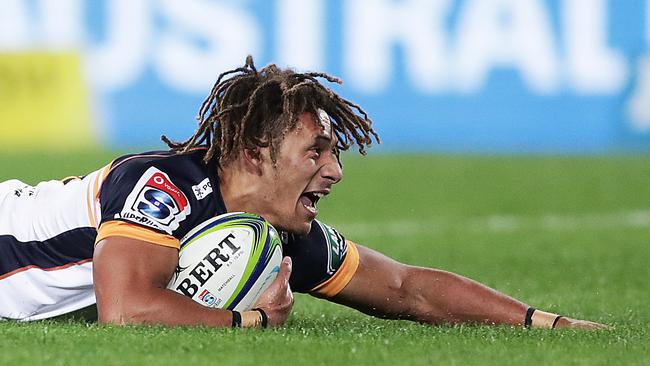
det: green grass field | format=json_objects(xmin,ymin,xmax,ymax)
[{"xmin": 1, "ymin": 151, "xmax": 649, "ymax": 365}]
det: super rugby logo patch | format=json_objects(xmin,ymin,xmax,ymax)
[{"xmin": 115, "ymin": 167, "xmax": 191, "ymax": 234}]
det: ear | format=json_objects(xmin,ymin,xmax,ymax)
[{"xmin": 241, "ymin": 148, "xmax": 264, "ymax": 175}]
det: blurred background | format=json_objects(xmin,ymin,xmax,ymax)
[
  {"xmin": 1, "ymin": 0, "xmax": 649, "ymax": 154},
  {"xmin": 2, "ymin": 4, "xmax": 650, "ymax": 357}
]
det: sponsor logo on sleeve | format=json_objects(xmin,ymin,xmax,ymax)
[
  {"xmin": 115, "ymin": 167, "xmax": 191, "ymax": 234},
  {"xmin": 191, "ymin": 177, "xmax": 213, "ymax": 200},
  {"xmin": 318, "ymin": 222, "xmax": 346, "ymax": 276}
]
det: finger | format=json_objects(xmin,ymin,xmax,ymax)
[
  {"xmin": 586, "ymin": 321, "xmax": 611, "ymax": 330},
  {"xmin": 564, "ymin": 318, "xmax": 611, "ymax": 330},
  {"xmin": 278, "ymin": 256, "xmax": 292, "ymax": 283}
]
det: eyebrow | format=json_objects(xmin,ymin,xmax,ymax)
[
  {"xmin": 315, "ymin": 134, "xmax": 332, "ymax": 143},
  {"xmin": 314, "ymin": 133, "xmax": 340, "ymax": 149}
]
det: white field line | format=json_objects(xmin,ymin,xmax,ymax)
[{"xmin": 335, "ymin": 209, "xmax": 650, "ymax": 238}]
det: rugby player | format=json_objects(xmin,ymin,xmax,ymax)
[{"xmin": 0, "ymin": 56, "xmax": 606, "ymax": 330}]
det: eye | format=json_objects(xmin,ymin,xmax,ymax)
[{"xmin": 309, "ymin": 146, "xmax": 322, "ymax": 159}]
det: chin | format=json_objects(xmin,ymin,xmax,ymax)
[
  {"xmin": 287, "ymin": 220, "xmax": 314, "ymax": 236},
  {"xmin": 270, "ymin": 218, "xmax": 313, "ymax": 236}
]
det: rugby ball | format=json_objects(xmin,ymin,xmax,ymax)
[{"xmin": 167, "ymin": 212, "xmax": 283, "ymax": 311}]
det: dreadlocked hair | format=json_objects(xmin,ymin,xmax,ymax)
[{"xmin": 161, "ymin": 55, "xmax": 380, "ymax": 166}]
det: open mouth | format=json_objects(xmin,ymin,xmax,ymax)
[{"xmin": 299, "ymin": 192, "xmax": 325, "ymax": 214}]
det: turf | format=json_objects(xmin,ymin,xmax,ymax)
[{"xmin": 1, "ymin": 151, "xmax": 648, "ymax": 365}]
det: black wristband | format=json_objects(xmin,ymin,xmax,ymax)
[
  {"xmin": 231, "ymin": 310, "xmax": 242, "ymax": 328},
  {"xmin": 253, "ymin": 308, "xmax": 268, "ymax": 328},
  {"xmin": 524, "ymin": 307, "xmax": 536, "ymax": 328},
  {"xmin": 552, "ymin": 315, "xmax": 563, "ymax": 329}
]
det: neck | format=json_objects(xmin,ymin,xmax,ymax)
[{"xmin": 218, "ymin": 163, "xmax": 263, "ymax": 216}]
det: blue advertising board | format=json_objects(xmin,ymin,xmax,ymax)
[{"xmin": 1, "ymin": 0, "xmax": 649, "ymax": 153}]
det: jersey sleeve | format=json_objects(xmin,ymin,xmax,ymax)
[
  {"xmin": 284, "ymin": 220, "xmax": 360, "ymax": 297},
  {"xmin": 95, "ymin": 159, "xmax": 192, "ymax": 249}
]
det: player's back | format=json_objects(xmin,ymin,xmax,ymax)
[
  {"xmin": 0, "ymin": 167, "xmax": 108, "ymax": 320},
  {"xmin": 0, "ymin": 149, "xmax": 215, "ymax": 320}
]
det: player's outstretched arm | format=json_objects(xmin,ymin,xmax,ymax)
[
  {"xmin": 329, "ymin": 244, "xmax": 607, "ymax": 330},
  {"xmin": 93, "ymin": 236, "xmax": 293, "ymax": 327}
]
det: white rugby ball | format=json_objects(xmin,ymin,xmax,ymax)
[{"xmin": 167, "ymin": 212, "xmax": 283, "ymax": 311}]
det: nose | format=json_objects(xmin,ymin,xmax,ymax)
[{"xmin": 321, "ymin": 155, "xmax": 343, "ymax": 184}]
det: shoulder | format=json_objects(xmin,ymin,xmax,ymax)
[
  {"xmin": 98, "ymin": 149, "xmax": 225, "ymax": 239},
  {"xmin": 106, "ymin": 149, "xmax": 207, "ymax": 183},
  {"xmin": 102, "ymin": 149, "xmax": 214, "ymax": 199}
]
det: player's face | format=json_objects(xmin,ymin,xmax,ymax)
[{"xmin": 260, "ymin": 111, "xmax": 342, "ymax": 234}]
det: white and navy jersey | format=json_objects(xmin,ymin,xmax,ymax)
[
  {"xmin": 0, "ymin": 169, "xmax": 107, "ymax": 320},
  {"xmin": 0, "ymin": 149, "xmax": 359, "ymax": 321}
]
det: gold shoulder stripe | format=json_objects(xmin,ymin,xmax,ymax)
[
  {"xmin": 94, "ymin": 163, "xmax": 112, "ymax": 199},
  {"xmin": 86, "ymin": 164, "xmax": 112, "ymax": 228},
  {"xmin": 310, "ymin": 240, "xmax": 360, "ymax": 298},
  {"xmin": 95, "ymin": 221, "xmax": 180, "ymax": 249}
]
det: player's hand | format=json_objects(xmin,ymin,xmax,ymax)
[
  {"xmin": 254, "ymin": 256, "xmax": 294, "ymax": 327},
  {"xmin": 554, "ymin": 317, "xmax": 610, "ymax": 330}
]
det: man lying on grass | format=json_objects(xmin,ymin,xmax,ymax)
[{"xmin": 0, "ymin": 56, "xmax": 606, "ymax": 330}]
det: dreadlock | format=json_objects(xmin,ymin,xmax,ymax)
[{"xmin": 162, "ymin": 55, "xmax": 380, "ymax": 166}]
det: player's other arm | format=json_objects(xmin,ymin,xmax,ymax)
[
  {"xmin": 329, "ymin": 243, "xmax": 607, "ymax": 329},
  {"xmin": 93, "ymin": 236, "xmax": 293, "ymax": 327}
]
